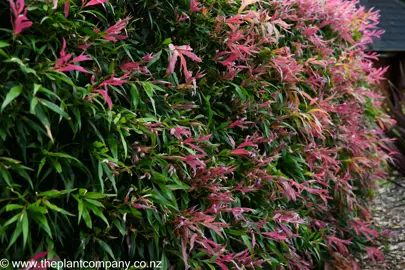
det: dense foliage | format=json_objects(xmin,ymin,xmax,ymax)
[{"xmin": 0, "ymin": 0, "xmax": 395, "ymax": 269}]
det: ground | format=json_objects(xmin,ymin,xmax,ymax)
[{"xmin": 357, "ymin": 172, "xmax": 405, "ymax": 269}]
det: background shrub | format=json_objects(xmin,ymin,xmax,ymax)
[{"xmin": 0, "ymin": 0, "xmax": 394, "ymax": 269}]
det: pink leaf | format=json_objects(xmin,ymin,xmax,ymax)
[
  {"xmin": 165, "ymin": 44, "xmax": 201, "ymax": 79},
  {"xmin": 142, "ymin": 53, "xmax": 156, "ymax": 62},
  {"xmin": 24, "ymin": 251, "xmax": 50, "ymax": 270},
  {"xmin": 180, "ymin": 50, "xmax": 202, "ymax": 62},
  {"xmin": 229, "ymin": 118, "xmax": 253, "ymax": 129},
  {"xmin": 64, "ymin": 0, "xmax": 69, "ymax": 18},
  {"xmin": 229, "ymin": 149, "xmax": 250, "ymax": 156},
  {"xmin": 71, "ymin": 53, "xmax": 91, "ymax": 63},
  {"xmin": 170, "ymin": 126, "xmax": 192, "ymax": 140},
  {"xmin": 183, "ymin": 154, "xmax": 206, "ymax": 175},
  {"xmin": 196, "ymin": 134, "xmax": 212, "ymax": 141},
  {"xmin": 366, "ymin": 247, "xmax": 386, "ymax": 264},
  {"xmin": 184, "ymin": 142, "xmax": 206, "ymax": 155},
  {"xmin": 14, "ymin": 14, "xmax": 32, "ymax": 35},
  {"xmin": 228, "ymin": 135, "xmax": 235, "ymax": 149},
  {"xmin": 85, "ymin": 0, "xmax": 108, "ymax": 7},
  {"xmin": 262, "ymin": 231, "xmax": 288, "ymax": 241},
  {"xmin": 102, "ymin": 17, "xmax": 130, "ymax": 42},
  {"xmin": 9, "ymin": 0, "xmax": 24, "ymax": 17},
  {"xmin": 94, "ymin": 88, "xmax": 113, "ymax": 110},
  {"xmin": 181, "ymin": 237, "xmax": 190, "ymax": 270},
  {"xmin": 189, "ymin": 0, "xmax": 202, "ymax": 12},
  {"xmin": 77, "ymin": 42, "xmax": 94, "ymax": 50},
  {"xmin": 130, "ymin": 203, "xmax": 155, "ymax": 210},
  {"xmin": 166, "ymin": 48, "xmax": 179, "ymax": 77},
  {"xmin": 57, "ymin": 65, "xmax": 91, "ymax": 73},
  {"xmin": 238, "ymin": 0, "xmax": 259, "ymax": 14},
  {"xmin": 120, "ymin": 62, "xmax": 151, "ymax": 75}
]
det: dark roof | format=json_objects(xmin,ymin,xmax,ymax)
[{"xmin": 359, "ymin": 0, "xmax": 405, "ymax": 51}]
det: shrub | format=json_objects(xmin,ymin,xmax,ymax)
[{"xmin": 0, "ymin": 0, "xmax": 394, "ymax": 269}]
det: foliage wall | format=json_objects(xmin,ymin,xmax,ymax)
[{"xmin": 0, "ymin": 0, "xmax": 394, "ymax": 269}]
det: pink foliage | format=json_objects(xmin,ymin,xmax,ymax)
[
  {"xmin": 85, "ymin": 0, "xmax": 108, "ymax": 7},
  {"xmin": 94, "ymin": 17, "xmax": 130, "ymax": 43},
  {"xmin": 54, "ymin": 38, "xmax": 91, "ymax": 73},
  {"xmin": 165, "ymin": 44, "xmax": 202, "ymax": 81},
  {"xmin": 9, "ymin": 0, "xmax": 32, "ymax": 35},
  {"xmin": 90, "ymin": 73, "xmax": 128, "ymax": 109},
  {"xmin": 366, "ymin": 246, "xmax": 386, "ymax": 264}
]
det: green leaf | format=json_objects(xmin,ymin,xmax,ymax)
[
  {"xmin": 33, "ymin": 84, "xmax": 42, "ymax": 96},
  {"xmin": 0, "ymin": 41, "xmax": 10, "ymax": 48},
  {"xmin": 44, "ymin": 151, "xmax": 88, "ymax": 173},
  {"xmin": 37, "ymin": 157, "xmax": 46, "ymax": 177},
  {"xmin": 89, "ymin": 206, "xmax": 109, "ymax": 226},
  {"xmin": 1, "ymin": 85, "xmax": 22, "ymax": 112},
  {"xmin": 142, "ymin": 82, "xmax": 156, "ymax": 115},
  {"xmin": 84, "ymin": 198, "xmax": 104, "ymax": 208},
  {"xmin": 6, "ymin": 219, "xmax": 23, "ymax": 251},
  {"xmin": 27, "ymin": 204, "xmax": 48, "ymax": 214},
  {"xmin": 85, "ymin": 192, "xmax": 106, "ymax": 199},
  {"xmin": 38, "ymin": 189, "xmax": 76, "ymax": 198},
  {"xmin": 98, "ymin": 161, "xmax": 105, "ymax": 193},
  {"xmin": 38, "ymin": 98, "xmax": 70, "ymax": 119},
  {"xmin": 22, "ymin": 211, "xmax": 29, "ymax": 249},
  {"xmin": 129, "ymin": 83, "xmax": 140, "ymax": 110},
  {"xmin": 44, "ymin": 200, "xmax": 74, "ymax": 216},
  {"xmin": 162, "ymin": 38, "xmax": 172, "ymax": 45},
  {"xmin": 0, "ymin": 48, "xmax": 8, "ymax": 58},
  {"xmin": 31, "ymin": 213, "xmax": 53, "ymax": 238},
  {"xmin": 5, "ymin": 58, "xmax": 38, "ymax": 77},
  {"xmin": 0, "ymin": 213, "xmax": 20, "ymax": 233},
  {"xmin": 82, "ymin": 207, "xmax": 92, "ymax": 229},
  {"xmin": 49, "ymin": 158, "xmax": 62, "ymax": 173},
  {"xmin": 113, "ymin": 219, "xmax": 126, "ymax": 236},
  {"xmin": 0, "ymin": 167, "xmax": 12, "ymax": 187},
  {"xmin": 98, "ymin": 240, "xmax": 116, "ymax": 260},
  {"xmin": 77, "ymin": 198, "xmax": 84, "ymax": 224},
  {"xmin": 118, "ymin": 129, "xmax": 128, "ymax": 158},
  {"xmin": 5, "ymin": 204, "xmax": 24, "ymax": 211}
]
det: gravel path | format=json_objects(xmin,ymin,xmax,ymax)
[{"xmin": 357, "ymin": 174, "xmax": 405, "ymax": 269}]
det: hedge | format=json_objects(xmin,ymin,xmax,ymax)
[{"xmin": 0, "ymin": 0, "xmax": 394, "ymax": 269}]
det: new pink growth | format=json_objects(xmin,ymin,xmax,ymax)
[
  {"xmin": 91, "ymin": 73, "xmax": 128, "ymax": 110},
  {"xmin": 64, "ymin": 0, "xmax": 70, "ymax": 18},
  {"xmin": 366, "ymin": 247, "xmax": 386, "ymax": 264},
  {"xmin": 229, "ymin": 118, "xmax": 254, "ymax": 129},
  {"xmin": 349, "ymin": 218, "xmax": 379, "ymax": 243},
  {"xmin": 273, "ymin": 211, "xmax": 305, "ymax": 224},
  {"xmin": 262, "ymin": 231, "xmax": 289, "ymax": 241},
  {"xmin": 189, "ymin": 0, "xmax": 202, "ymax": 12},
  {"xmin": 183, "ymin": 154, "xmax": 206, "ymax": 175},
  {"xmin": 54, "ymin": 38, "xmax": 91, "ymax": 73},
  {"xmin": 165, "ymin": 44, "xmax": 202, "ymax": 81},
  {"xmin": 229, "ymin": 149, "xmax": 251, "ymax": 157},
  {"xmin": 85, "ymin": 0, "xmax": 108, "ymax": 7},
  {"xmin": 24, "ymin": 250, "xmax": 54, "ymax": 270},
  {"xmin": 95, "ymin": 17, "xmax": 131, "ymax": 43},
  {"xmin": 170, "ymin": 126, "xmax": 192, "ymax": 140},
  {"xmin": 120, "ymin": 61, "xmax": 151, "ymax": 75},
  {"xmin": 142, "ymin": 53, "xmax": 156, "ymax": 62},
  {"xmin": 327, "ymin": 235, "xmax": 352, "ymax": 256},
  {"xmin": 9, "ymin": 0, "xmax": 32, "ymax": 35},
  {"xmin": 93, "ymin": 86, "xmax": 113, "ymax": 110}
]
